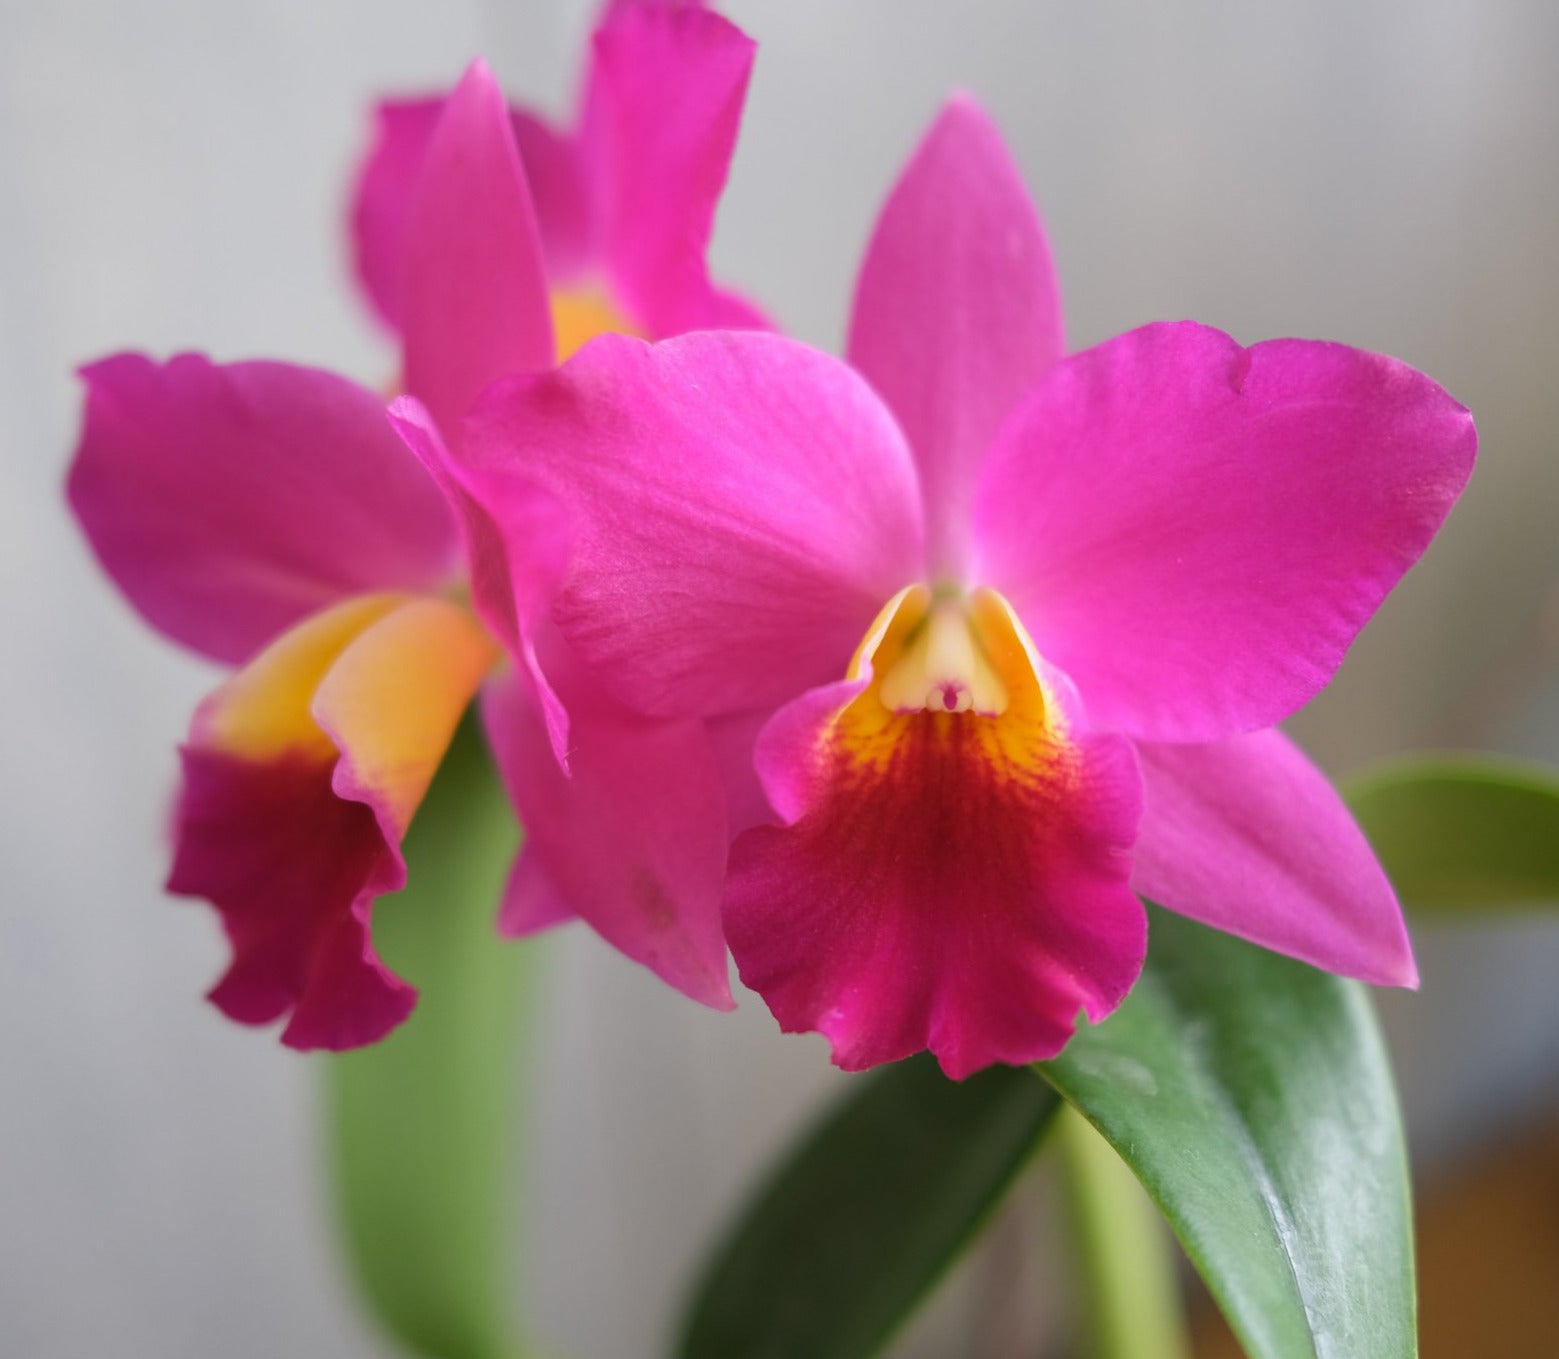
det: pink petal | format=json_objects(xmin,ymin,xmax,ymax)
[
  {"xmin": 68, "ymin": 353, "xmax": 457, "ymax": 665},
  {"xmin": 175, "ymin": 745, "xmax": 414, "ymax": 1049},
  {"xmin": 350, "ymin": 97, "xmax": 595, "ymax": 332},
  {"xmin": 387, "ymin": 398, "xmax": 571, "ymax": 765},
  {"xmin": 848, "ymin": 96, "xmax": 1064, "ymax": 578},
  {"xmin": 482, "ymin": 657, "xmax": 734, "ymax": 1009},
  {"xmin": 348, "ymin": 97, "xmax": 444, "ymax": 333},
  {"xmin": 728, "ymin": 680, "xmax": 1145, "ymax": 1079},
  {"xmin": 974, "ymin": 323, "xmax": 1477, "ymax": 740},
  {"xmin": 464, "ymin": 331, "xmax": 924, "ymax": 720},
  {"xmin": 583, "ymin": 3, "xmax": 765, "ymax": 336},
  {"xmin": 497, "ymin": 851, "xmax": 577, "ymax": 938},
  {"xmin": 1132, "ymin": 729, "xmax": 1417, "ymax": 987},
  {"xmin": 708, "ymin": 706, "xmax": 776, "ymax": 837},
  {"xmin": 509, "ymin": 108, "xmax": 595, "ymax": 283},
  {"xmin": 401, "ymin": 61, "xmax": 554, "ymax": 443}
]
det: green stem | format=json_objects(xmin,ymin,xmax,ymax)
[
  {"xmin": 325, "ymin": 714, "xmax": 538, "ymax": 1359},
  {"xmin": 1056, "ymin": 1105, "xmax": 1189, "ymax": 1359}
]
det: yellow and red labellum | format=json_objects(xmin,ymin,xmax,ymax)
[
  {"xmin": 725, "ymin": 583, "xmax": 1144, "ymax": 1074},
  {"xmin": 194, "ymin": 592, "xmax": 499, "ymax": 834},
  {"xmin": 196, "ymin": 594, "xmax": 406, "ymax": 763},
  {"xmin": 551, "ymin": 287, "xmax": 639, "ymax": 362},
  {"xmin": 173, "ymin": 593, "xmax": 499, "ymax": 1050}
]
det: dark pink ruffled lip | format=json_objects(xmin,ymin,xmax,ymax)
[{"xmin": 169, "ymin": 746, "xmax": 414, "ymax": 1051}]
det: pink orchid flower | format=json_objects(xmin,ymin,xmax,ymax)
[
  {"xmin": 459, "ymin": 98, "xmax": 1476, "ymax": 1078},
  {"xmin": 351, "ymin": 0, "xmax": 764, "ymax": 359},
  {"xmin": 67, "ymin": 4, "xmax": 758, "ymax": 1049}
]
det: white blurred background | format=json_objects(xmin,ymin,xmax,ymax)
[{"xmin": 3, "ymin": 1, "xmax": 1558, "ymax": 1355}]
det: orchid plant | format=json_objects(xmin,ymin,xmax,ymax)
[{"xmin": 65, "ymin": 3, "xmax": 1559, "ymax": 1357}]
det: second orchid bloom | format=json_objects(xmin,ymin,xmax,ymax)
[{"xmin": 69, "ymin": 3, "xmax": 760, "ymax": 1046}]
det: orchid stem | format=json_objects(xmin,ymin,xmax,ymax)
[{"xmin": 1056, "ymin": 1105, "xmax": 1190, "ymax": 1359}]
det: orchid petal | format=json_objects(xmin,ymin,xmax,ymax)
[
  {"xmin": 387, "ymin": 398, "xmax": 571, "ymax": 766},
  {"xmin": 509, "ymin": 108, "xmax": 595, "ymax": 282},
  {"xmin": 583, "ymin": 3, "xmax": 764, "ymax": 336},
  {"xmin": 465, "ymin": 331, "xmax": 924, "ymax": 720},
  {"xmin": 1132, "ymin": 729, "xmax": 1417, "ymax": 987},
  {"xmin": 68, "ymin": 354, "xmax": 456, "ymax": 665},
  {"xmin": 171, "ymin": 594, "xmax": 495, "ymax": 1048},
  {"xmin": 482, "ymin": 661, "xmax": 734, "ymax": 1009},
  {"xmin": 497, "ymin": 851, "xmax": 577, "ymax": 938},
  {"xmin": 402, "ymin": 60, "xmax": 553, "ymax": 442},
  {"xmin": 312, "ymin": 597, "xmax": 500, "ymax": 844},
  {"xmin": 349, "ymin": 97, "xmax": 444, "ymax": 333},
  {"xmin": 726, "ymin": 590, "xmax": 1146, "ymax": 1079},
  {"xmin": 708, "ymin": 706, "xmax": 776, "ymax": 837},
  {"xmin": 975, "ymin": 323, "xmax": 1476, "ymax": 740},
  {"xmin": 351, "ymin": 96, "xmax": 594, "ymax": 333},
  {"xmin": 848, "ymin": 96, "xmax": 1064, "ymax": 578}
]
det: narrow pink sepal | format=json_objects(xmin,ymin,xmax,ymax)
[
  {"xmin": 350, "ymin": 94, "xmax": 597, "ymax": 333},
  {"xmin": 482, "ymin": 662, "xmax": 734, "ymax": 1009},
  {"xmin": 68, "ymin": 353, "xmax": 456, "ymax": 665},
  {"xmin": 464, "ymin": 331, "xmax": 924, "ymax": 721},
  {"xmin": 848, "ymin": 95, "xmax": 1064, "ymax": 578},
  {"xmin": 170, "ymin": 747, "xmax": 415, "ymax": 1050},
  {"xmin": 1132, "ymin": 729, "xmax": 1418, "ymax": 987},
  {"xmin": 509, "ymin": 107, "xmax": 595, "ymax": 282},
  {"xmin": 401, "ymin": 61, "xmax": 554, "ymax": 443},
  {"xmin": 975, "ymin": 323, "xmax": 1477, "ymax": 740},
  {"xmin": 726, "ymin": 683, "xmax": 1147, "ymax": 1079},
  {"xmin": 583, "ymin": 3, "xmax": 764, "ymax": 336}
]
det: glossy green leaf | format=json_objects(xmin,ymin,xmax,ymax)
[
  {"xmin": 678, "ymin": 1054, "xmax": 1060, "ymax": 1359},
  {"xmin": 1346, "ymin": 754, "xmax": 1559, "ymax": 912},
  {"xmin": 1040, "ymin": 906, "xmax": 1414, "ymax": 1359},
  {"xmin": 326, "ymin": 714, "xmax": 534, "ymax": 1359}
]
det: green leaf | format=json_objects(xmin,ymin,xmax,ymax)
[
  {"xmin": 1346, "ymin": 754, "xmax": 1559, "ymax": 912},
  {"xmin": 325, "ymin": 713, "xmax": 535, "ymax": 1359},
  {"xmin": 1040, "ymin": 906, "xmax": 1415, "ymax": 1359},
  {"xmin": 678, "ymin": 1054, "xmax": 1060, "ymax": 1359}
]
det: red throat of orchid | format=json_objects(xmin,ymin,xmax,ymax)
[{"xmin": 725, "ymin": 582, "xmax": 1146, "ymax": 1080}]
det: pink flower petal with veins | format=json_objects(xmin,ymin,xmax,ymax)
[
  {"xmin": 975, "ymin": 322, "xmax": 1476, "ymax": 741},
  {"xmin": 483, "ymin": 655, "xmax": 734, "ymax": 1009},
  {"xmin": 582, "ymin": 1, "xmax": 766, "ymax": 334},
  {"xmin": 68, "ymin": 353, "xmax": 456, "ymax": 665},
  {"xmin": 465, "ymin": 331, "xmax": 924, "ymax": 721},
  {"xmin": 1132, "ymin": 729, "xmax": 1417, "ymax": 987}
]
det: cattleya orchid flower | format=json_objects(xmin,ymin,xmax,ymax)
[
  {"xmin": 66, "ymin": 2, "xmax": 759, "ymax": 1048},
  {"xmin": 351, "ymin": 0, "xmax": 763, "ymax": 357},
  {"xmin": 458, "ymin": 98, "xmax": 1477, "ymax": 1077}
]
